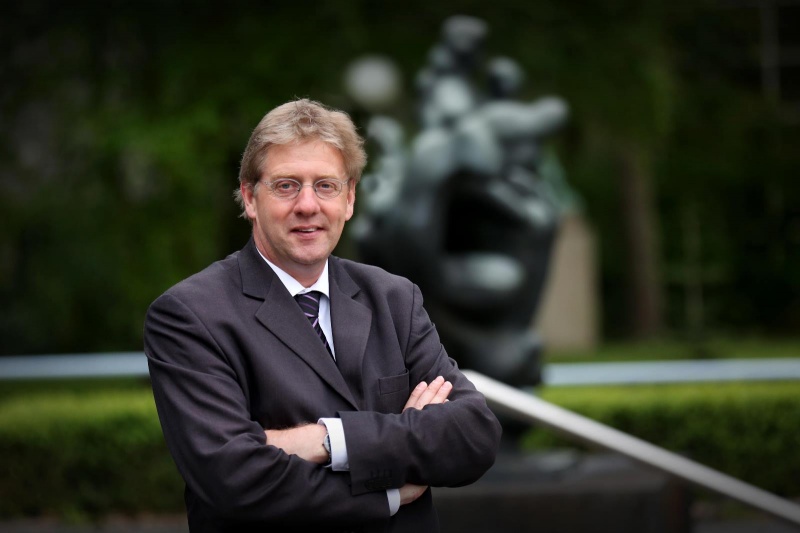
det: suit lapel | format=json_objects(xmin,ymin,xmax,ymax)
[
  {"xmin": 329, "ymin": 257, "xmax": 372, "ymax": 408},
  {"xmin": 239, "ymin": 240, "xmax": 358, "ymax": 409}
]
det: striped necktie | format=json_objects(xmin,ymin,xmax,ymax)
[{"xmin": 294, "ymin": 291, "xmax": 334, "ymax": 359}]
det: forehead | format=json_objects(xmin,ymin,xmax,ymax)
[{"xmin": 262, "ymin": 140, "xmax": 345, "ymax": 179}]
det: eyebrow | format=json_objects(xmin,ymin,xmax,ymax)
[{"xmin": 267, "ymin": 173, "xmax": 343, "ymax": 181}]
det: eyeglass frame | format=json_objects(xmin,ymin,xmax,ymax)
[{"xmin": 255, "ymin": 177, "xmax": 352, "ymax": 200}]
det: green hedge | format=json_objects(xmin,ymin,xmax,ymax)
[
  {"xmin": 0, "ymin": 381, "xmax": 798, "ymax": 520},
  {"xmin": 525, "ymin": 381, "xmax": 800, "ymax": 497},
  {"xmin": 0, "ymin": 388, "xmax": 183, "ymax": 520}
]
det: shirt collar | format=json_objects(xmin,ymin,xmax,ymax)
[{"xmin": 256, "ymin": 249, "xmax": 329, "ymax": 299}]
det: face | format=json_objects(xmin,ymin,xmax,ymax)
[{"xmin": 242, "ymin": 140, "xmax": 355, "ymax": 286}]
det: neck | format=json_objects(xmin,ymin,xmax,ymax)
[
  {"xmin": 293, "ymin": 268, "xmax": 323, "ymax": 288},
  {"xmin": 253, "ymin": 241, "xmax": 325, "ymax": 288}
]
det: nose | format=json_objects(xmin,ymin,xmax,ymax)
[{"xmin": 293, "ymin": 185, "xmax": 321, "ymax": 215}]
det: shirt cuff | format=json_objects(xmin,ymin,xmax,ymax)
[
  {"xmin": 317, "ymin": 418, "xmax": 348, "ymax": 471},
  {"xmin": 386, "ymin": 488, "xmax": 400, "ymax": 516}
]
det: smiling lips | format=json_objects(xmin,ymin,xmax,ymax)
[{"xmin": 293, "ymin": 226, "xmax": 322, "ymax": 234}]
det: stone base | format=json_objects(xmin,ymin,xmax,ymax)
[{"xmin": 433, "ymin": 450, "xmax": 690, "ymax": 533}]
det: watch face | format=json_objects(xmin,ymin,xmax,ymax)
[{"xmin": 323, "ymin": 434, "xmax": 331, "ymax": 455}]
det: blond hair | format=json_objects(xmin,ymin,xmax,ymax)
[{"xmin": 234, "ymin": 98, "xmax": 366, "ymax": 217}]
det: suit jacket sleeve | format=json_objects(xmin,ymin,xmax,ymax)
[
  {"xmin": 145, "ymin": 291, "xmax": 389, "ymax": 526},
  {"xmin": 339, "ymin": 283, "xmax": 502, "ymax": 496}
]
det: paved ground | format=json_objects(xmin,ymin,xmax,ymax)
[
  {"xmin": 695, "ymin": 520, "xmax": 799, "ymax": 532},
  {"xmin": 3, "ymin": 513, "xmax": 798, "ymax": 532},
  {"xmin": 0, "ymin": 516, "xmax": 188, "ymax": 533}
]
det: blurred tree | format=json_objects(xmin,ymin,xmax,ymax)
[
  {"xmin": 1, "ymin": 0, "xmax": 798, "ymax": 354},
  {"xmin": 507, "ymin": 0, "xmax": 675, "ymax": 338}
]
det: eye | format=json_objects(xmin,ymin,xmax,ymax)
[
  {"xmin": 316, "ymin": 180, "xmax": 336, "ymax": 191},
  {"xmin": 273, "ymin": 179, "xmax": 298, "ymax": 192}
]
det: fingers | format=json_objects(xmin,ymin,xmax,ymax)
[
  {"xmin": 403, "ymin": 381, "xmax": 428, "ymax": 411},
  {"xmin": 404, "ymin": 376, "xmax": 453, "ymax": 411},
  {"xmin": 414, "ymin": 376, "xmax": 442, "ymax": 407},
  {"xmin": 416, "ymin": 376, "xmax": 451, "ymax": 407},
  {"xmin": 430, "ymin": 379, "xmax": 452, "ymax": 404}
]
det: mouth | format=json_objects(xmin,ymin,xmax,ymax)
[{"xmin": 292, "ymin": 226, "xmax": 323, "ymax": 235}]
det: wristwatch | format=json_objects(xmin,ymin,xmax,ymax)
[{"xmin": 322, "ymin": 433, "xmax": 332, "ymax": 466}]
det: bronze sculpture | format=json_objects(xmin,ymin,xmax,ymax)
[{"xmin": 351, "ymin": 15, "xmax": 575, "ymax": 385}]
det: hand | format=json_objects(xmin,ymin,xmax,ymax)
[
  {"xmin": 265, "ymin": 423, "xmax": 329, "ymax": 464},
  {"xmin": 403, "ymin": 375, "xmax": 452, "ymax": 411},
  {"xmin": 399, "ymin": 482, "xmax": 428, "ymax": 506}
]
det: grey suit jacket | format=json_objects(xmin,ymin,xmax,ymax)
[{"xmin": 144, "ymin": 239, "xmax": 501, "ymax": 532}]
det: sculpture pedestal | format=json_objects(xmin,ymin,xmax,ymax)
[
  {"xmin": 433, "ymin": 450, "xmax": 690, "ymax": 533},
  {"xmin": 535, "ymin": 212, "xmax": 599, "ymax": 351}
]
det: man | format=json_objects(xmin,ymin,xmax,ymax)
[{"xmin": 144, "ymin": 98, "xmax": 502, "ymax": 533}]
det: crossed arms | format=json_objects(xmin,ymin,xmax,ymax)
[{"xmin": 265, "ymin": 376, "xmax": 453, "ymax": 507}]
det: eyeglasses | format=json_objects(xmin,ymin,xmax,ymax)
[{"xmin": 258, "ymin": 178, "xmax": 350, "ymax": 200}]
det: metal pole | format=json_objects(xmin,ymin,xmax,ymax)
[{"xmin": 464, "ymin": 370, "xmax": 800, "ymax": 527}]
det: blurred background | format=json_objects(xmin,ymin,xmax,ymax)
[
  {"xmin": 1, "ymin": 0, "xmax": 799, "ymax": 531},
  {"xmin": 2, "ymin": 0, "xmax": 799, "ymax": 352}
]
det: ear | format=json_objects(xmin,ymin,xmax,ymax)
[
  {"xmin": 345, "ymin": 180, "xmax": 356, "ymax": 221},
  {"xmin": 241, "ymin": 182, "xmax": 257, "ymax": 221}
]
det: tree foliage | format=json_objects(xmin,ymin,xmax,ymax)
[{"xmin": 1, "ymin": 0, "xmax": 798, "ymax": 354}]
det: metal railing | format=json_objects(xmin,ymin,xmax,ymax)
[
  {"xmin": 0, "ymin": 353, "xmax": 148, "ymax": 379},
  {"xmin": 4, "ymin": 353, "xmax": 800, "ymax": 384},
  {"xmin": 463, "ymin": 370, "xmax": 800, "ymax": 528}
]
